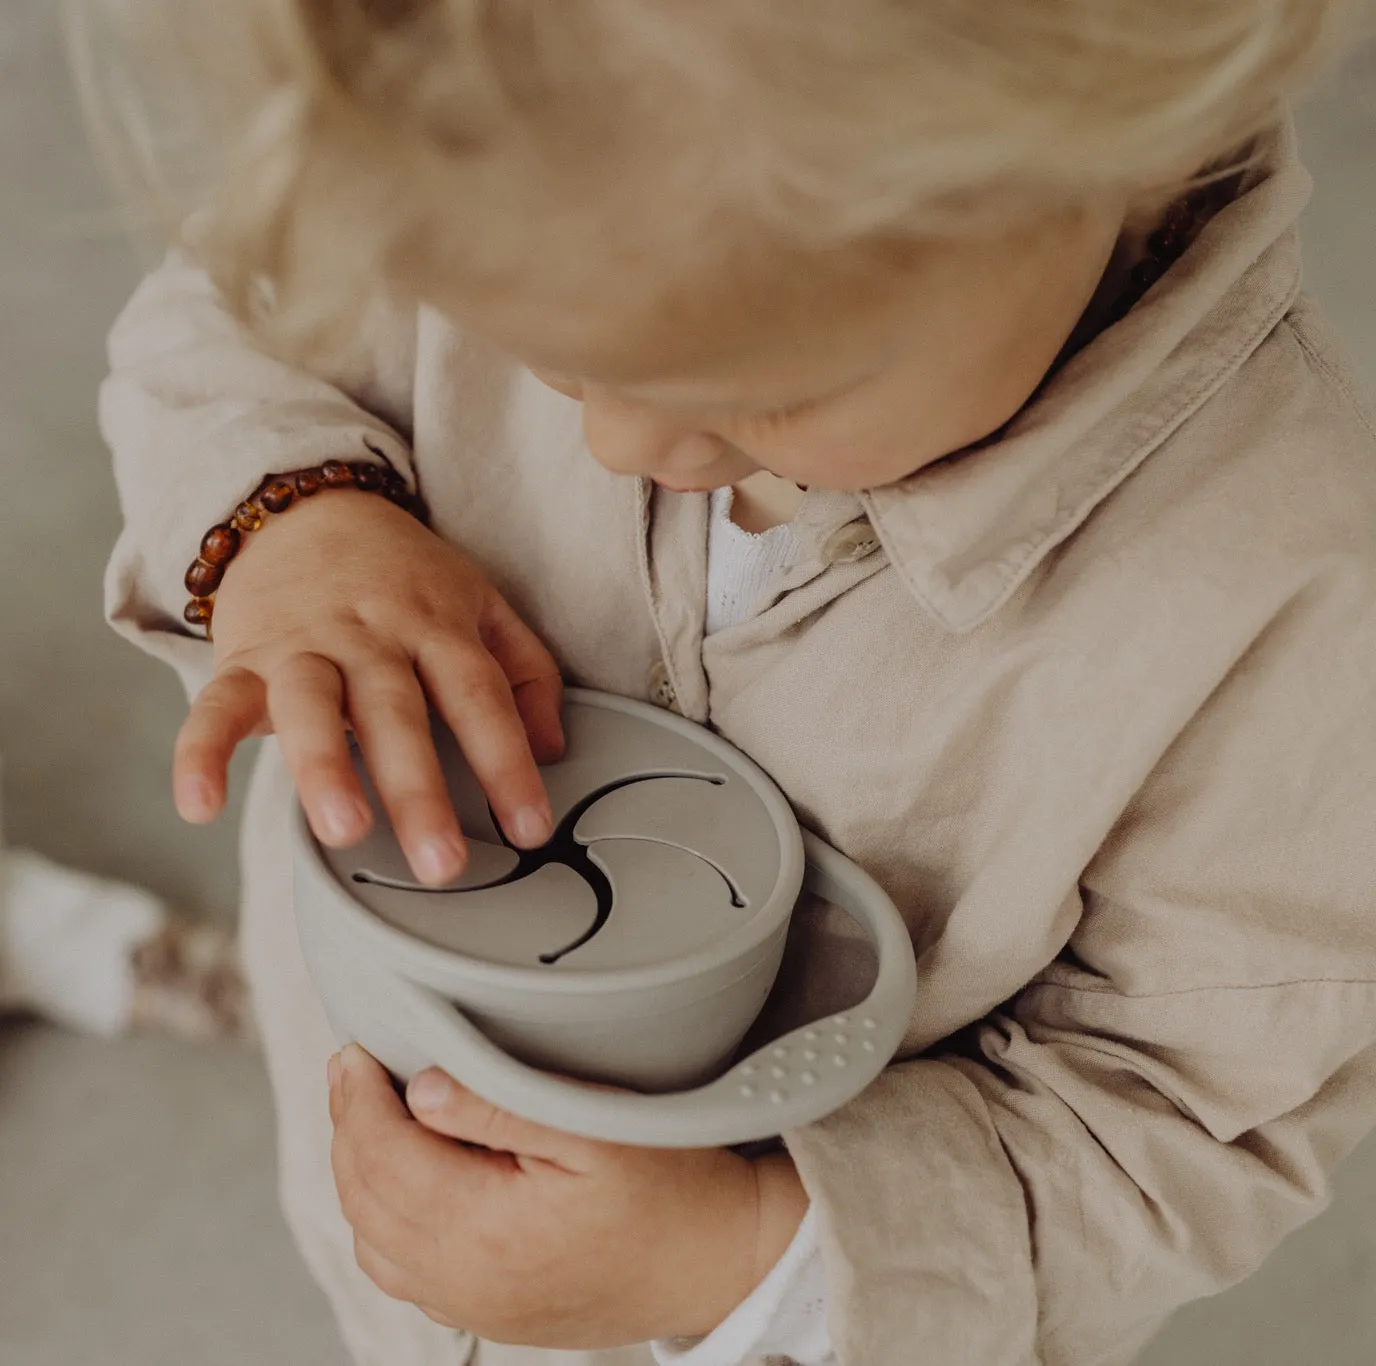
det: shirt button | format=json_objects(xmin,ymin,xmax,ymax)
[
  {"xmin": 647, "ymin": 660, "xmax": 678, "ymax": 711},
  {"xmin": 822, "ymin": 519, "xmax": 882, "ymax": 566}
]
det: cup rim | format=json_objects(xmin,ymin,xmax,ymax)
[{"xmin": 294, "ymin": 688, "xmax": 806, "ymax": 998}]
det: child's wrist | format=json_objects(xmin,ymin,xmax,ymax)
[
  {"xmin": 183, "ymin": 454, "xmax": 424, "ymax": 635},
  {"xmin": 669, "ymin": 1151, "xmax": 808, "ymax": 1342},
  {"xmin": 750, "ymin": 1151, "xmax": 811, "ymax": 1290}
]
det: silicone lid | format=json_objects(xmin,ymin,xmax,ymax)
[{"xmin": 320, "ymin": 698, "xmax": 792, "ymax": 971}]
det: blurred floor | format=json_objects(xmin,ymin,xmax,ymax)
[
  {"xmin": 0, "ymin": 5, "xmax": 1372, "ymax": 1364},
  {"xmin": 0, "ymin": 1023, "xmax": 341, "ymax": 1366}
]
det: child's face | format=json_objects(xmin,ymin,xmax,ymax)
[{"xmin": 439, "ymin": 199, "xmax": 1124, "ymax": 493}]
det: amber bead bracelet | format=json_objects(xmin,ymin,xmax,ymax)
[{"xmin": 183, "ymin": 449, "xmax": 426, "ymax": 637}]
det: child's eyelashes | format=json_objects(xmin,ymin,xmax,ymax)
[
  {"xmin": 531, "ymin": 363, "xmax": 847, "ymax": 438},
  {"xmin": 733, "ymin": 395, "xmax": 822, "ymax": 435},
  {"xmin": 730, "ymin": 373, "xmax": 873, "ymax": 435}
]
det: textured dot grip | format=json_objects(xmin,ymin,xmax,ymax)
[{"xmin": 392, "ymin": 831, "xmax": 918, "ymax": 1148}]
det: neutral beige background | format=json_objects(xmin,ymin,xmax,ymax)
[{"xmin": 0, "ymin": 5, "xmax": 1371, "ymax": 1363}]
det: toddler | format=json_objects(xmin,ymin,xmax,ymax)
[{"xmin": 88, "ymin": 3, "xmax": 1375, "ymax": 1365}]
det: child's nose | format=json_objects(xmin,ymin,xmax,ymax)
[{"xmin": 581, "ymin": 390, "xmax": 724, "ymax": 478}]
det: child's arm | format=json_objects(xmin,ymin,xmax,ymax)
[
  {"xmin": 785, "ymin": 585, "xmax": 1376, "ymax": 1366},
  {"xmin": 100, "ymin": 250, "xmax": 418, "ymax": 700},
  {"xmin": 100, "ymin": 255, "xmax": 562, "ymax": 880}
]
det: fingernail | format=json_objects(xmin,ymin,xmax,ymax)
[
  {"xmin": 512, "ymin": 805, "xmax": 553, "ymax": 848},
  {"xmin": 319, "ymin": 792, "xmax": 370, "ymax": 844},
  {"xmin": 415, "ymin": 835, "xmax": 465, "ymax": 885},
  {"xmin": 340, "ymin": 1044, "xmax": 367, "ymax": 1076},
  {"xmin": 327, "ymin": 1053, "xmax": 341, "ymax": 1089},
  {"xmin": 408, "ymin": 1070, "xmax": 452, "ymax": 1112},
  {"xmin": 178, "ymin": 776, "xmax": 216, "ymax": 822}
]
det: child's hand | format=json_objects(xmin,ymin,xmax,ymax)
[
  {"xmin": 173, "ymin": 488, "xmax": 564, "ymax": 885},
  {"xmin": 326, "ymin": 1046, "xmax": 810, "ymax": 1347}
]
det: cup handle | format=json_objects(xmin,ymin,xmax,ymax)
[{"xmin": 386, "ymin": 831, "xmax": 917, "ymax": 1147}]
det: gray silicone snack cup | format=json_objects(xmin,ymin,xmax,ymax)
[{"xmin": 294, "ymin": 689, "xmax": 917, "ymax": 1147}]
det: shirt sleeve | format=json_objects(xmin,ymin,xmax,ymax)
[
  {"xmin": 652, "ymin": 1205, "xmax": 836, "ymax": 1366},
  {"xmin": 783, "ymin": 575, "xmax": 1376, "ymax": 1366},
  {"xmin": 99, "ymin": 250, "xmax": 420, "ymax": 700}
]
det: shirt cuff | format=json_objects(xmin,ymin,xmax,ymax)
[{"xmin": 652, "ymin": 1204, "xmax": 835, "ymax": 1366}]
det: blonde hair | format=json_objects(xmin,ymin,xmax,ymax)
[{"xmin": 70, "ymin": 0, "xmax": 1364, "ymax": 358}]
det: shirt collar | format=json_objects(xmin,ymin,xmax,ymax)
[{"xmin": 860, "ymin": 121, "xmax": 1313, "ymax": 635}]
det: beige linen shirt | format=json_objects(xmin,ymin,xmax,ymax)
[{"xmin": 100, "ymin": 124, "xmax": 1376, "ymax": 1366}]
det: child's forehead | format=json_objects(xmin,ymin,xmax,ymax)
[{"xmin": 435, "ymin": 244, "xmax": 926, "ymax": 401}]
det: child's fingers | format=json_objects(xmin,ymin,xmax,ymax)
[
  {"xmin": 512, "ymin": 674, "xmax": 566, "ymax": 767},
  {"xmin": 481, "ymin": 595, "xmax": 566, "ymax": 765},
  {"xmin": 406, "ymin": 1068, "xmax": 593, "ymax": 1171},
  {"xmin": 416, "ymin": 640, "xmax": 554, "ymax": 851},
  {"xmin": 344, "ymin": 660, "xmax": 469, "ymax": 886},
  {"xmin": 174, "ymin": 667, "xmax": 267, "ymax": 821},
  {"xmin": 351, "ymin": 1232, "xmax": 419, "ymax": 1307},
  {"xmin": 267, "ymin": 654, "xmax": 374, "ymax": 848}
]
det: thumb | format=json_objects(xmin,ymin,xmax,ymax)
[{"xmin": 405, "ymin": 1069, "xmax": 593, "ymax": 1169}]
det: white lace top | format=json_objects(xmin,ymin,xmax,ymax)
[{"xmin": 704, "ymin": 487, "xmax": 803, "ymax": 636}]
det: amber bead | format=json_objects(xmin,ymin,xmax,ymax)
[
  {"xmin": 233, "ymin": 502, "xmax": 265, "ymax": 533},
  {"xmin": 351, "ymin": 462, "xmax": 385, "ymax": 492},
  {"xmin": 295, "ymin": 468, "xmax": 322, "ymax": 497},
  {"xmin": 1163, "ymin": 200, "xmax": 1194, "ymax": 237},
  {"xmin": 1146, "ymin": 225, "xmax": 1180, "ymax": 260},
  {"xmin": 185, "ymin": 558, "xmax": 225, "ymax": 597},
  {"xmin": 1107, "ymin": 293, "xmax": 1136, "ymax": 324},
  {"xmin": 199, "ymin": 523, "xmax": 241, "ymax": 565},
  {"xmin": 1130, "ymin": 257, "xmax": 1164, "ymax": 293},
  {"xmin": 184, "ymin": 598, "xmax": 214, "ymax": 627},
  {"xmin": 261, "ymin": 479, "xmax": 296, "ymax": 514},
  {"xmin": 321, "ymin": 460, "xmax": 353, "ymax": 488}
]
